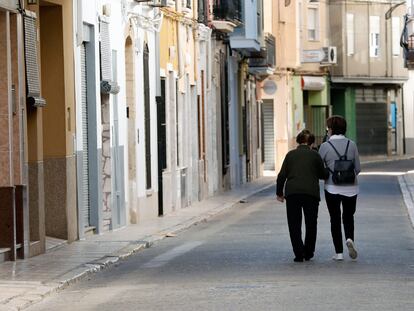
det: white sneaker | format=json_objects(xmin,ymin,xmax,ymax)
[
  {"xmin": 346, "ymin": 239, "xmax": 358, "ymax": 259},
  {"xmin": 332, "ymin": 253, "xmax": 344, "ymax": 261}
]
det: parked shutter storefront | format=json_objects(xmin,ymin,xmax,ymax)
[
  {"xmin": 355, "ymin": 88, "xmax": 387, "ymax": 155},
  {"xmin": 81, "ymin": 43, "xmax": 91, "ymax": 228},
  {"xmin": 262, "ymin": 100, "xmax": 275, "ymax": 170}
]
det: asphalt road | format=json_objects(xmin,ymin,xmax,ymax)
[{"xmin": 28, "ymin": 160, "xmax": 414, "ymax": 311}]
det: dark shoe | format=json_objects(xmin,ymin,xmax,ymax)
[
  {"xmin": 293, "ymin": 257, "xmax": 304, "ymax": 262},
  {"xmin": 304, "ymin": 252, "xmax": 314, "ymax": 261}
]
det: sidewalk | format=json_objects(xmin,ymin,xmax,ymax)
[
  {"xmin": 399, "ymin": 172, "xmax": 414, "ymax": 228},
  {"xmin": 0, "ymin": 177, "xmax": 275, "ymax": 311}
]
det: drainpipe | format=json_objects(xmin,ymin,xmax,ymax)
[{"xmin": 155, "ymin": 7, "xmax": 161, "ymax": 97}]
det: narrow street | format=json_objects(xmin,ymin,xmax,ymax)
[{"xmin": 27, "ymin": 160, "xmax": 414, "ymax": 311}]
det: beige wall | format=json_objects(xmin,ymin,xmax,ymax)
[
  {"xmin": 298, "ymin": 0, "xmax": 329, "ymax": 73},
  {"xmin": 272, "ymin": 0, "xmax": 299, "ymax": 70},
  {"xmin": 330, "ymin": 2, "xmax": 408, "ymax": 79},
  {"xmin": 40, "ymin": 0, "xmax": 75, "ymax": 157},
  {"xmin": 40, "ymin": 5, "xmax": 66, "ymax": 158},
  {"xmin": 160, "ymin": 12, "xmax": 178, "ymax": 72}
]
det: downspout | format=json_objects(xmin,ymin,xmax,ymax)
[
  {"xmin": 155, "ymin": 7, "xmax": 161, "ymax": 97},
  {"xmin": 385, "ymin": 4, "xmax": 389, "ymax": 78},
  {"xmin": 368, "ymin": 3, "xmax": 371, "ymax": 77}
]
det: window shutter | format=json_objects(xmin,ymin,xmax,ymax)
[
  {"xmin": 369, "ymin": 16, "xmax": 380, "ymax": 57},
  {"xmin": 99, "ymin": 18, "xmax": 119, "ymax": 94},
  {"xmin": 392, "ymin": 17, "xmax": 400, "ymax": 56},
  {"xmin": 23, "ymin": 11, "xmax": 45, "ymax": 107},
  {"xmin": 346, "ymin": 13, "xmax": 354, "ymax": 56},
  {"xmin": 99, "ymin": 19, "xmax": 111, "ymax": 81},
  {"xmin": 307, "ymin": 8, "xmax": 317, "ymax": 40}
]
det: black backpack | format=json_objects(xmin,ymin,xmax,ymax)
[{"xmin": 327, "ymin": 140, "xmax": 356, "ymax": 185}]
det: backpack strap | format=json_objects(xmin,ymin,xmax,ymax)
[
  {"xmin": 327, "ymin": 140, "xmax": 350, "ymax": 160},
  {"xmin": 327, "ymin": 141, "xmax": 341, "ymax": 158},
  {"xmin": 343, "ymin": 140, "xmax": 350, "ymax": 160}
]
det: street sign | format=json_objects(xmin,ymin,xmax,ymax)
[
  {"xmin": 263, "ymin": 80, "xmax": 277, "ymax": 95},
  {"xmin": 301, "ymin": 49, "xmax": 323, "ymax": 63}
]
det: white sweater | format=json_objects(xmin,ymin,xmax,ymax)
[{"xmin": 319, "ymin": 135, "xmax": 361, "ymax": 196}]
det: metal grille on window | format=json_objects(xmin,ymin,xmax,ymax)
[{"xmin": 23, "ymin": 11, "xmax": 45, "ymax": 107}]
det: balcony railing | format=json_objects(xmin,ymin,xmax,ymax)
[
  {"xmin": 248, "ymin": 33, "xmax": 276, "ymax": 68},
  {"xmin": 212, "ymin": 0, "xmax": 242, "ymax": 24}
]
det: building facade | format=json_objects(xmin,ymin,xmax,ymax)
[{"xmin": 329, "ymin": 0, "xmax": 408, "ymax": 155}]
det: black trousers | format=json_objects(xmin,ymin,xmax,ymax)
[
  {"xmin": 286, "ymin": 194, "xmax": 319, "ymax": 259},
  {"xmin": 324, "ymin": 190, "xmax": 357, "ymax": 254}
]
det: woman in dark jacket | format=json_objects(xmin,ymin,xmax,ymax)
[{"xmin": 277, "ymin": 130, "xmax": 329, "ymax": 262}]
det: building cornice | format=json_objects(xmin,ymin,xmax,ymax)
[{"xmin": 331, "ymin": 76, "xmax": 408, "ymax": 84}]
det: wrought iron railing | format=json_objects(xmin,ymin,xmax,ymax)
[{"xmin": 212, "ymin": 0, "xmax": 242, "ymax": 23}]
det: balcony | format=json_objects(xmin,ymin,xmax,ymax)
[
  {"xmin": 229, "ymin": 0, "xmax": 261, "ymax": 54},
  {"xmin": 211, "ymin": 0, "xmax": 242, "ymax": 33},
  {"xmin": 248, "ymin": 33, "xmax": 276, "ymax": 78}
]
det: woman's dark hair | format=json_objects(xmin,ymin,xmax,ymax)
[
  {"xmin": 296, "ymin": 129, "xmax": 315, "ymax": 145},
  {"xmin": 327, "ymin": 115, "xmax": 347, "ymax": 135}
]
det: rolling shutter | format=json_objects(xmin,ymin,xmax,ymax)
[
  {"xmin": 356, "ymin": 88, "xmax": 387, "ymax": 155},
  {"xmin": 81, "ymin": 43, "xmax": 91, "ymax": 228},
  {"xmin": 262, "ymin": 101, "xmax": 275, "ymax": 170},
  {"xmin": 23, "ymin": 11, "xmax": 45, "ymax": 107}
]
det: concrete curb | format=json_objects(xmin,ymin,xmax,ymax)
[
  {"xmin": 398, "ymin": 174, "xmax": 414, "ymax": 228},
  {"xmin": 361, "ymin": 155, "xmax": 414, "ymax": 165},
  {"xmin": 1, "ymin": 182, "xmax": 275, "ymax": 311}
]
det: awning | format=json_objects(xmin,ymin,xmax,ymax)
[{"xmin": 301, "ymin": 76, "xmax": 326, "ymax": 91}]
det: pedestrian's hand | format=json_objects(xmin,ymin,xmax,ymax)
[{"xmin": 276, "ymin": 195, "xmax": 284, "ymax": 203}]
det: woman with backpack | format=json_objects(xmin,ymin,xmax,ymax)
[{"xmin": 319, "ymin": 115, "xmax": 361, "ymax": 261}]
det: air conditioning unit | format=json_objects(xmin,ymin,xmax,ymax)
[{"xmin": 320, "ymin": 46, "xmax": 337, "ymax": 65}]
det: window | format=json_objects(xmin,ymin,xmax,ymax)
[
  {"xmin": 369, "ymin": 16, "xmax": 380, "ymax": 58},
  {"xmin": 346, "ymin": 13, "xmax": 354, "ymax": 56},
  {"xmin": 307, "ymin": 8, "xmax": 318, "ymax": 41},
  {"xmin": 181, "ymin": 0, "xmax": 191, "ymax": 9},
  {"xmin": 392, "ymin": 17, "xmax": 400, "ymax": 56}
]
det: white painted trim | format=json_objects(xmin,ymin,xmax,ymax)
[
  {"xmin": 167, "ymin": 62, "xmax": 174, "ymax": 72},
  {"xmin": 160, "ymin": 68, "xmax": 166, "ymax": 77}
]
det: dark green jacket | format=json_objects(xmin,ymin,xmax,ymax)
[{"xmin": 276, "ymin": 145, "xmax": 329, "ymax": 201}]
